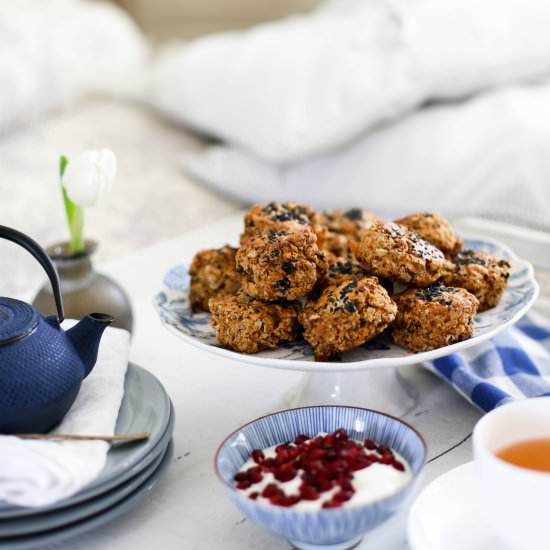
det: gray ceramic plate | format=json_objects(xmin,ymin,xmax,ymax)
[
  {"xmin": 0, "ymin": 405, "xmax": 173, "ymax": 538},
  {"xmin": 0, "ymin": 440, "xmax": 174, "ymax": 550},
  {"xmin": 0, "ymin": 364, "xmax": 171, "ymax": 518}
]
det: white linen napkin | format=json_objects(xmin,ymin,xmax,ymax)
[
  {"xmin": 0, "ymin": 322, "xmax": 130, "ymax": 507},
  {"xmin": 183, "ymin": 81, "xmax": 550, "ymax": 229},
  {"xmin": 151, "ymin": 0, "xmax": 550, "ymax": 163}
]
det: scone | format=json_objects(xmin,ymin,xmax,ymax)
[
  {"xmin": 236, "ymin": 228, "xmax": 326, "ymax": 301},
  {"xmin": 320, "ymin": 253, "xmax": 370, "ymax": 288},
  {"xmin": 241, "ymin": 202, "xmax": 325, "ymax": 245},
  {"xmin": 392, "ymin": 284, "xmax": 479, "ymax": 352},
  {"xmin": 395, "ymin": 212, "xmax": 462, "ymax": 254},
  {"xmin": 355, "ymin": 221, "xmax": 451, "ymax": 287},
  {"xmin": 315, "ymin": 209, "xmax": 378, "ymax": 255},
  {"xmin": 299, "ymin": 277, "xmax": 397, "ymax": 361},
  {"xmin": 443, "ymin": 249, "xmax": 511, "ymax": 311},
  {"xmin": 209, "ymin": 293, "xmax": 300, "ymax": 354},
  {"xmin": 189, "ymin": 245, "xmax": 241, "ymax": 312}
]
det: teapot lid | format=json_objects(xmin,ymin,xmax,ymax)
[{"xmin": 0, "ymin": 298, "xmax": 40, "ymax": 346}]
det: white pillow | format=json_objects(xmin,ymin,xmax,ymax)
[
  {"xmin": 182, "ymin": 81, "xmax": 550, "ymax": 229},
  {"xmin": 0, "ymin": 0, "xmax": 149, "ymax": 134},
  {"xmin": 152, "ymin": 0, "xmax": 550, "ymax": 163}
]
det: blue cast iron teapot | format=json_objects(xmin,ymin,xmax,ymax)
[{"xmin": 0, "ymin": 225, "xmax": 113, "ymax": 434}]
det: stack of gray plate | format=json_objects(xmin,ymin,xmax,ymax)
[{"xmin": 0, "ymin": 364, "xmax": 174, "ymax": 549}]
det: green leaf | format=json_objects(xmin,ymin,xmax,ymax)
[
  {"xmin": 59, "ymin": 154, "xmax": 85, "ymax": 254},
  {"xmin": 59, "ymin": 155, "xmax": 68, "ymax": 178}
]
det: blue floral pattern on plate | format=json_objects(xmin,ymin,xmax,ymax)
[{"xmin": 153, "ymin": 234, "xmax": 539, "ymax": 372}]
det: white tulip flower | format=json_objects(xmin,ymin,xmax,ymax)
[{"xmin": 62, "ymin": 149, "xmax": 117, "ymax": 207}]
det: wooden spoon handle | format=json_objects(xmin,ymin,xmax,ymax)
[{"xmin": 15, "ymin": 432, "xmax": 151, "ymax": 443}]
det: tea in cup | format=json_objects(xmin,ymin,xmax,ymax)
[{"xmin": 473, "ymin": 397, "xmax": 550, "ymax": 550}]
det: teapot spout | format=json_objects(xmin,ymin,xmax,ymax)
[{"xmin": 66, "ymin": 313, "xmax": 113, "ymax": 378}]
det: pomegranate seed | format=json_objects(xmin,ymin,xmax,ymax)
[
  {"xmin": 274, "ymin": 467, "xmax": 298, "ymax": 482},
  {"xmin": 333, "ymin": 490, "xmax": 354, "ymax": 503},
  {"xmin": 378, "ymin": 446, "xmax": 393, "ymax": 458},
  {"xmin": 280, "ymin": 495, "xmax": 301, "ymax": 507},
  {"xmin": 309, "ymin": 448, "xmax": 326, "ymax": 460},
  {"xmin": 278, "ymin": 461, "xmax": 295, "ymax": 472},
  {"xmin": 300, "ymin": 486, "xmax": 319, "ymax": 500},
  {"xmin": 338, "ymin": 480, "xmax": 355, "ymax": 492},
  {"xmin": 335, "ymin": 471, "xmax": 353, "ymax": 483},
  {"xmin": 246, "ymin": 466, "xmax": 263, "ymax": 484},
  {"xmin": 262, "ymin": 484, "xmax": 279, "ymax": 498},
  {"xmin": 392, "ymin": 460, "xmax": 405, "ymax": 472},
  {"xmin": 287, "ymin": 447, "xmax": 299, "ymax": 460},
  {"xmin": 304, "ymin": 459, "xmax": 324, "ymax": 475},
  {"xmin": 275, "ymin": 449, "xmax": 290, "ymax": 464},
  {"xmin": 325, "ymin": 449, "xmax": 337, "ymax": 462},
  {"xmin": 326, "ymin": 461, "xmax": 347, "ymax": 476},
  {"xmin": 263, "ymin": 457, "xmax": 276, "ymax": 468},
  {"xmin": 310, "ymin": 437, "xmax": 323, "ymax": 448},
  {"xmin": 270, "ymin": 492, "xmax": 285, "ymax": 505},
  {"xmin": 322, "ymin": 499, "xmax": 342, "ymax": 509},
  {"xmin": 313, "ymin": 470, "xmax": 331, "ymax": 485},
  {"xmin": 334, "ymin": 428, "xmax": 348, "ymax": 441},
  {"xmin": 237, "ymin": 431, "xmax": 403, "ymax": 509},
  {"xmin": 251, "ymin": 450, "xmax": 265, "ymax": 464},
  {"xmin": 351, "ymin": 457, "xmax": 372, "ymax": 471},
  {"xmin": 338, "ymin": 448, "xmax": 360, "ymax": 461},
  {"xmin": 317, "ymin": 480, "xmax": 334, "ymax": 493}
]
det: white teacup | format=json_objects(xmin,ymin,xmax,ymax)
[{"xmin": 473, "ymin": 397, "xmax": 550, "ymax": 550}]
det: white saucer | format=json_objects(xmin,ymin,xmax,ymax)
[{"xmin": 408, "ymin": 462, "xmax": 504, "ymax": 550}]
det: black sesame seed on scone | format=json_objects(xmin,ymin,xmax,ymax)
[
  {"xmin": 209, "ymin": 293, "xmax": 301, "ymax": 354},
  {"xmin": 314, "ymin": 209, "xmax": 379, "ymax": 256},
  {"xmin": 299, "ymin": 277, "xmax": 397, "ymax": 361},
  {"xmin": 189, "ymin": 245, "xmax": 242, "ymax": 312},
  {"xmin": 236, "ymin": 227, "xmax": 325, "ymax": 301},
  {"xmin": 240, "ymin": 202, "xmax": 326, "ymax": 246},
  {"xmin": 392, "ymin": 284, "xmax": 479, "ymax": 353},
  {"xmin": 442, "ymin": 249, "xmax": 511, "ymax": 311},
  {"xmin": 395, "ymin": 212, "xmax": 462, "ymax": 254},
  {"xmin": 355, "ymin": 221, "xmax": 452, "ymax": 287}
]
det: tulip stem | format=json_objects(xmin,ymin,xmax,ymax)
[{"xmin": 60, "ymin": 155, "xmax": 85, "ymax": 254}]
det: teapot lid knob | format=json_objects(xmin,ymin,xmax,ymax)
[{"xmin": 0, "ymin": 298, "xmax": 39, "ymax": 346}]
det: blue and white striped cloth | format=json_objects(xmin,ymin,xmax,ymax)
[{"xmin": 426, "ymin": 311, "xmax": 550, "ymax": 412}]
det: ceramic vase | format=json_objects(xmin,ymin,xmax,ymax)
[{"xmin": 32, "ymin": 241, "xmax": 133, "ymax": 334}]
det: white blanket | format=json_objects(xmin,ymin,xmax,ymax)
[
  {"xmin": 151, "ymin": 0, "xmax": 550, "ymax": 163},
  {"xmin": 0, "ymin": 323, "xmax": 130, "ymax": 507},
  {"xmin": 183, "ymin": 82, "xmax": 550, "ymax": 228},
  {"xmin": 0, "ymin": 0, "xmax": 149, "ymax": 134}
]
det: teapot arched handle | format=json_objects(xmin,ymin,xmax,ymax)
[{"xmin": 0, "ymin": 225, "xmax": 64, "ymax": 323}]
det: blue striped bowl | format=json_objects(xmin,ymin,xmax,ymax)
[{"xmin": 215, "ymin": 406, "xmax": 427, "ymax": 550}]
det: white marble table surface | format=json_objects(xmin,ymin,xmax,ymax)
[{"xmin": 44, "ymin": 213, "xmax": 550, "ymax": 550}]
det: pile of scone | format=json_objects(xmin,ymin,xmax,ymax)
[{"xmin": 188, "ymin": 202, "xmax": 511, "ymax": 361}]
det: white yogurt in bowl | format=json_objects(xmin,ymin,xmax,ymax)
[{"xmin": 233, "ymin": 429, "xmax": 411, "ymax": 510}]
